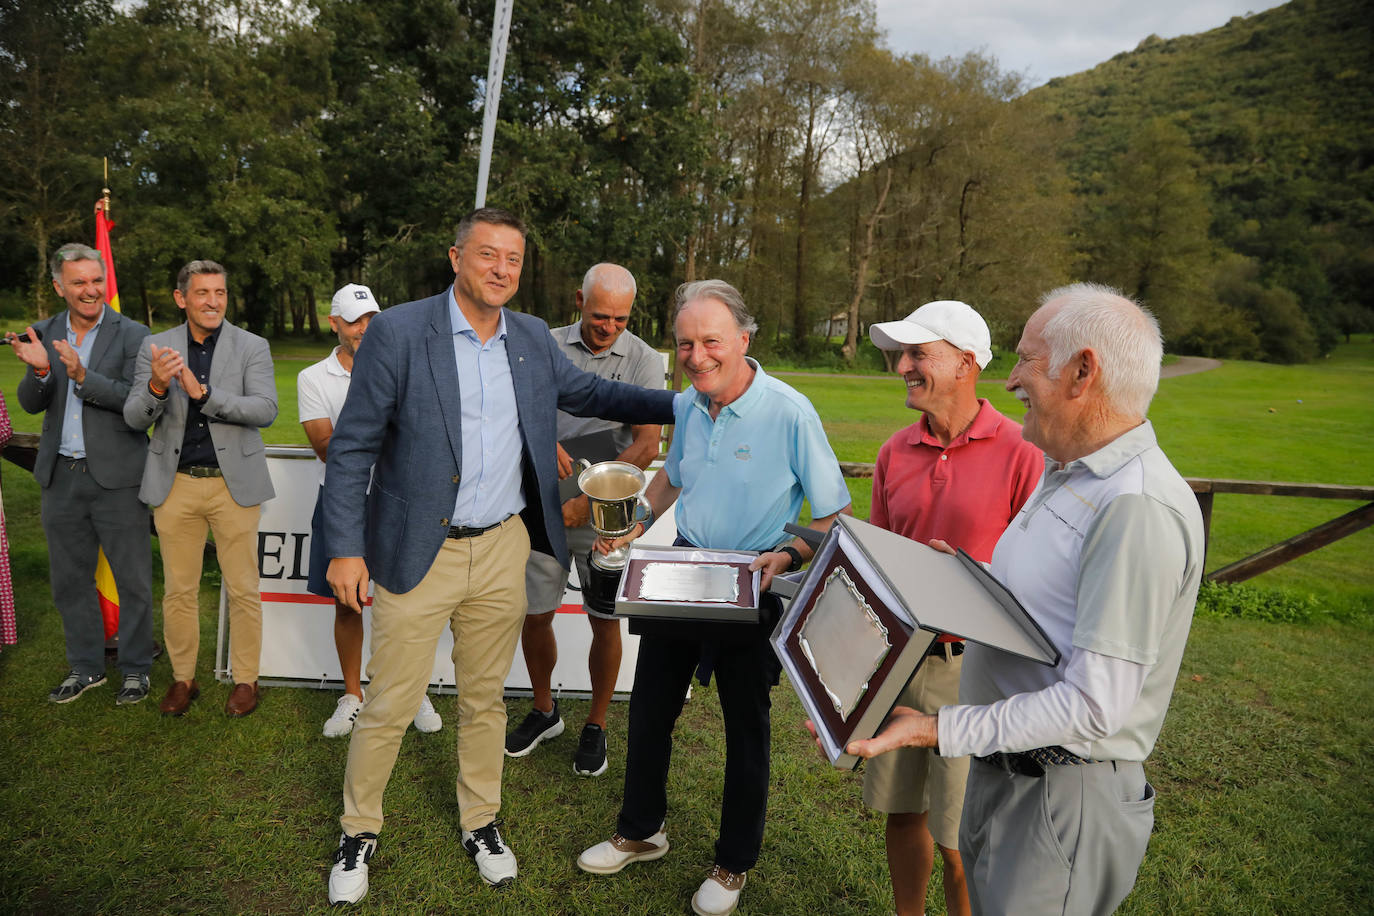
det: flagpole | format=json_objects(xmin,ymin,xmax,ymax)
[
  {"xmin": 475, "ymin": 0, "xmax": 515, "ymax": 209},
  {"xmin": 102, "ymin": 157, "xmax": 111, "ymax": 220}
]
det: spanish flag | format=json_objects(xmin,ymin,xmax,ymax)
[{"xmin": 94, "ymin": 197, "xmax": 121, "ymax": 639}]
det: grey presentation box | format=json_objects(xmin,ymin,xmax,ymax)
[
  {"xmin": 771, "ymin": 515, "xmax": 1059, "ymax": 769},
  {"xmin": 613, "ymin": 544, "xmax": 763, "ymax": 623}
]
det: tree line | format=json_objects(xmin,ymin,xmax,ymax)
[{"xmin": 2, "ymin": 0, "xmax": 1366, "ymax": 364}]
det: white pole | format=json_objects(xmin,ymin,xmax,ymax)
[{"xmin": 475, "ymin": 0, "xmax": 515, "ymax": 209}]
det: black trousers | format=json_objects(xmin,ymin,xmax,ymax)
[{"xmin": 616, "ymin": 624, "xmax": 781, "ymax": 874}]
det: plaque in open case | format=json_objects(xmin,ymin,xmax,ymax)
[
  {"xmin": 771, "ymin": 515, "xmax": 1059, "ymax": 769},
  {"xmin": 614, "ymin": 544, "xmax": 762, "ymax": 623}
]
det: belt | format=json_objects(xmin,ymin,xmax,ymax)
[
  {"xmin": 926, "ymin": 640, "xmax": 965, "ymax": 659},
  {"xmin": 447, "ymin": 518, "xmax": 506, "ymax": 539},
  {"xmin": 976, "ymin": 746, "xmax": 1095, "ymax": 778},
  {"xmin": 179, "ymin": 465, "xmax": 223, "ymax": 478},
  {"xmin": 60, "ymin": 457, "xmax": 88, "ymax": 470}
]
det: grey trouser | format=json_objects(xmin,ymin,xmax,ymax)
[
  {"xmin": 960, "ymin": 757, "xmax": 1155, "ymax": 915},
  {"xmin": 42, "ymin": 458, "xmax": 154, "ymax": 677}
]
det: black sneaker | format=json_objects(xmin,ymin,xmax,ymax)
[
  {"xmin": 116, "ymin": 673, "xmax": 150, "ymax": 706},
  {"xmin": 504, "ymin": 700, "xmax": 564, "ymax": 757},
  {"xmin": 48, "ymin": 670, "xmax": 106, "ymax": 704},
  {"xmin": 573, "ymin": 723, "xmax": 608, "ymax": 777}
]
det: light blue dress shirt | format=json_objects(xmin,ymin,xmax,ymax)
[
  {"xmin": 57, "ymin": 312, "xmax": 103, "ymax": 459},
  {"xmin": 449, "ymin": 290, "xmax": 525, "ymax": 527},
  {"xmin": 665, "ymin": 359, "xmax": 850, "ymax": 551}
]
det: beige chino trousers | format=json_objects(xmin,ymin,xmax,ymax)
[
  {"xmin": 153, "ymin": 473, "xmax": 263, "ymax": 685},
  {"xmin": 342, "ymin": 516, "xmax": 530, "ymax": 836}
]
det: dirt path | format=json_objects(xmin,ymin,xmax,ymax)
[{"xmin": 1159, "ymin": 355, "xmax": 1222, "ymax": 378}]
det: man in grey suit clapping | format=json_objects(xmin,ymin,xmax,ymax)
[
  {"xmin": 9, "ymin": 242, "xmax": 154, "ymax": 707},
  {"xmin": 124, "ymin": 260, "xmax": 278, "ymax": 719}
]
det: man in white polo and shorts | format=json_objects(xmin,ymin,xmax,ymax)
[{"xmin": 299, "ymin": 283, "xmax": 442, "ymax": 737}]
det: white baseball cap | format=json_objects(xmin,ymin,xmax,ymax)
[
  {"xmin": 330, "ymin": 283, "xmax": 381, "ymax": 322},
  {"xmin": 868, "ymin": 299, "xmax": 993, "ymax": 369}
]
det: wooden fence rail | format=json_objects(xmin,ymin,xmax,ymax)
[
  {"xmin": 833, "ymin": 461, "xmax": 1374, "ymax": 585},
  {"xmin": 5, "ymin": 435, "xmax": 1371, "ymax": 585}
]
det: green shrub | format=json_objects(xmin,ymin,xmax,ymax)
[{"xmin": 1194, "ymin": 580, "xmax": 1319, "ymax": 624}]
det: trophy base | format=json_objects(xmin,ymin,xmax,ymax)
[{"xmin": 584, "ymin": 551, "xmax": 624, "ymax": 617}]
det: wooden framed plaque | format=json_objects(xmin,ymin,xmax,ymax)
[{"xmin": 772, "ymin": 515, "xmax": 1058, "ymax": 769}]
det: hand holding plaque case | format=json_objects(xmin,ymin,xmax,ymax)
[{"xmin": 771, "ymin": 515, "xmax": 1059, "ymax": 769}]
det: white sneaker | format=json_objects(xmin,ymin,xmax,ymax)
[
  {"xmin": 413, "ymin": 693, "xmax": 443, "ymax": 732},
  {"xmin": 323, "ymin": 693, "xmax": 364, "ymax": 738},
  {"xmin": 691, "ymin": 865, "xmax": 746, "ymax": 916},
  {"xmin": 327, "ymin": 832, "xmax": 377, "ymax": 905},
  {"xmin": 462, "ymin": 821, "xmax": 517, "ymax": 887},
  {"xmin": 577, "ymin": 826, "xmax": 669, "ymax": 874}
]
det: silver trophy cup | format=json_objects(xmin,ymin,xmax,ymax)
[{"xmin": 579, "ymin": 460, "xmax": 652, "ymax": 571}]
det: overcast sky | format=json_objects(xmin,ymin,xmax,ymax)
[{"xmin": 872, "ymin": 0, "xmax": 1289, "ymax": 88}]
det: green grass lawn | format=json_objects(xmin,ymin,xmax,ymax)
[
  {"xmin": 0, "ymin": 461, "xmax": 1370, "ymax": 913},
  {"xmin": 1, "ymin": 334, "xmax": 1371, "ymax": 913}
]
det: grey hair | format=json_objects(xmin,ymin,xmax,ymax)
[
  {"xmin": 454, "ymin": 207, "xmax": 527, "ymax": 249},
  {"xmin": 176, "ymin": 260, "xmax": 228, "ymax": 295},
  {"xmin": 581, "ymin": 263, "xmax": 637, "ymax": 301},
  {"xmin": 49, "ymin": 243, "xmax": 103, "ymax": 283},
  {"xmin": 672, "ymin": 279, "xmax": 758, "ymax": 336},
  {"xmin": 1039, "ymin": 282, "xmax": 1162, "ymax": 419}
]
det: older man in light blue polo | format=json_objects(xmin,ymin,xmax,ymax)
[{"xmin": 578, "ymin": 279, "xmax": 849, "ymax": 916}]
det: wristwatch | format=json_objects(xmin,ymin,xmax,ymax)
[{"xmin": 774, "ymin": 543, "xmax": 804, "ymax": 572}]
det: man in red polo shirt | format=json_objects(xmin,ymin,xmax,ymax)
[{"xmin": 865, "ymin": 300, "xmax": 1044, "ymax": 916}]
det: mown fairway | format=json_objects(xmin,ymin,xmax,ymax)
[{"xmin": 0, "ymin": 337, "xmax": 1369, "ymax": 913}]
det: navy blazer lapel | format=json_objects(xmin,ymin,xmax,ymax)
[
  {"xmin": 426, "ymin": 292, "xmax": 465, "ymax": 467},
  {"xmin": 504, "ymin": 315, "xmax": 535, "ymax": 438}
]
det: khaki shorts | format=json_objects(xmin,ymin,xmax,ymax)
[
  {"xmin": 862, "ymin": 646, "xmax": 969, "ymax": 850},
  {"xmin": 524, "ymin": 524, "xmax": 618, "ymax": 620}
]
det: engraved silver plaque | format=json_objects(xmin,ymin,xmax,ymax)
[
  {"xmin": 798, "ymin": 566, "xmax": 891, "ymax": 719},
  {"xmin": 638, "ymin": 562, "xmax": 742, "ymax": 603}
]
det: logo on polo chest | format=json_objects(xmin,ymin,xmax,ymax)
[{"xmin": 734, "ymin": 445, "xmax": 752, "ymax": 461}]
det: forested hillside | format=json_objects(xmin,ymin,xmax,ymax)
[
  {"xmin": 1, "ymin": 0, "xmax": 1366, "ymax": 364},
  {"xmin": 1033, "ymin": 0, "xmax": 1374, "ymax": 361}
]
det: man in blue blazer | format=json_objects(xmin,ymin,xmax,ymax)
[
  {"xmin": 9, "ymin": 243, "xmax": 154, "ymax": 706},
  {"xmin": 323, "ymin": 208, "xmax": 676, "ymax": 904}
]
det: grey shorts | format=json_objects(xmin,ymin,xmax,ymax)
[
  {"xmin": 524, "ymin": 524, "xmax": 617, "ymax": 620},
  {"xmin": 862, "ymin": 646, "xmax": 969, "ymax": 849}
]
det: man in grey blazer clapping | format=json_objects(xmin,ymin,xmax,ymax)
[
  {"xmin": 10, "ymin": 243, "xmax": 154, "ymax": 707},
  {"xmin": 124, "ymin": 260, "xmax": 278, "ymax": 719}
]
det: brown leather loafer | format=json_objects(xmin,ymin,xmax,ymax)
[
  {"xmin": 159, "ymin": 679, "xmax": 200, "ymax": 717},
  {"xmin": 225, "ymin": 681, "xmax": 260, "ymax": 718}
]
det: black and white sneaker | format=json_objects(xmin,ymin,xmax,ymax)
[
  {"xmin": 48, "ymin": 670, "xmax": 106, "ymax": 704},
  {"xmin": 504, "ymin": 700, "xmax": 564, "ymax": 757},
  {"xmin": 328, "ymin": 832, "xmax": 378, "ymax": 905},
  {"xmin": 573, "ymin": 723, "xmax": 609, "ymax": 777},
  {"xmin": 116, "ymin": 673, "xmax": 150, "ymax": 705},
  {"xmin": 462, "ymin": 821, "xmax": 517, "ymax": 887}
]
